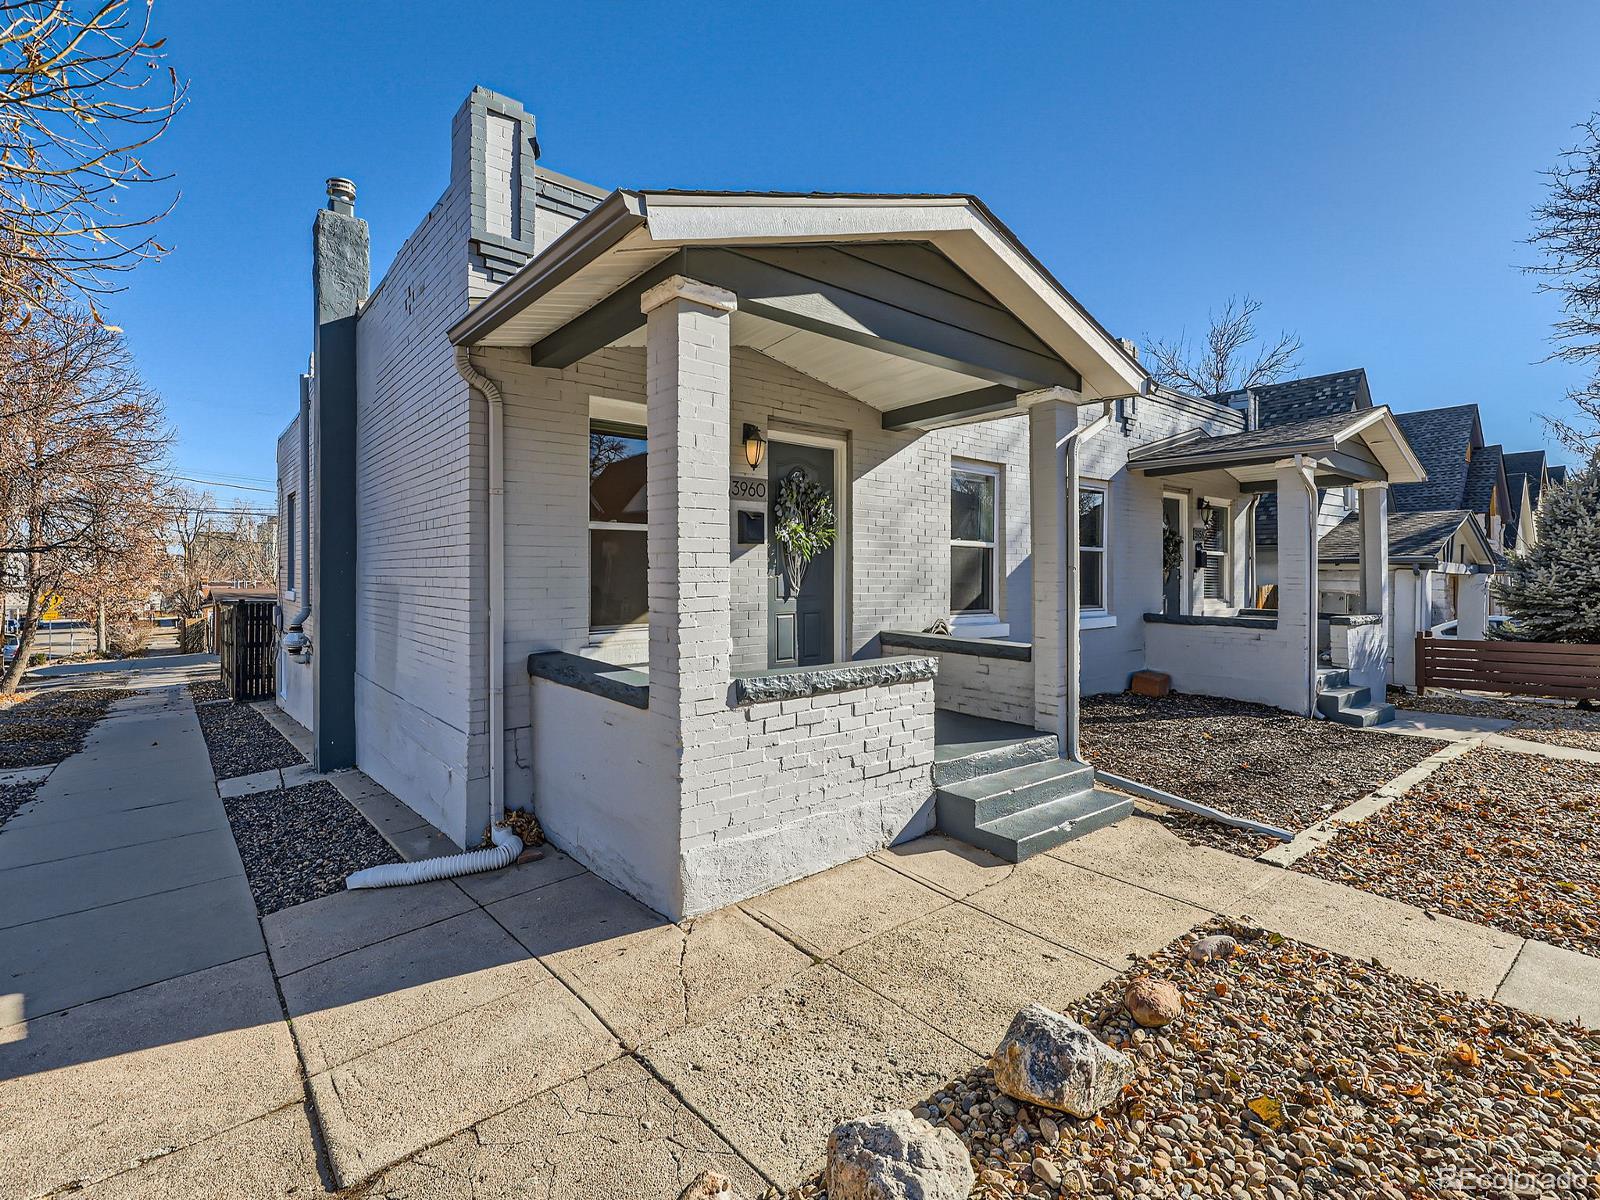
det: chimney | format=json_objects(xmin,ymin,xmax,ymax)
[{"xmin": 308, "ymin": 176, "xmax": 369, "ymax": 772}]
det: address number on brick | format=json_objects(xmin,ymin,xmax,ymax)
[{"xmin": 730, "ymin": 479, "xmax": 767, "ymax": 500}]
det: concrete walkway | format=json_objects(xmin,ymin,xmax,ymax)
[
  {"xmin": 3, "ymin": 687, "xmax": 1598, "ymax": 1198},
  {"xmin": 0, "ymin": 684, "xmax": 311, "ymax": 1200}
]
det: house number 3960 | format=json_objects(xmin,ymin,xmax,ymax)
[{"xmin": 730, "ymin": 479, "xmax": 766, "ymax": 500}]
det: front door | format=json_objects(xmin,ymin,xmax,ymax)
[
  {"xmin": 1162, "ymin": 495, "xmax": 1185, "ymax": 615},
  {"xmin": 768, "ymin": 440, "xmax": 836, "ymax": 668}
]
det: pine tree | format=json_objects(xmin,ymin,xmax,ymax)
[{"xmin": 1495, "ymin": 458, "xmax": 1600, "ymax": 642}]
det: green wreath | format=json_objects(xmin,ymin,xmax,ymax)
[{"xmin": 773, "ymin": 468, "xmax": 836, "ymax": 591}]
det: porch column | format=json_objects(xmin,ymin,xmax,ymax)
[
  {"xmin": 1273, "ymin": 460, "xmax": 1319, "ymax": 716},
  {"xmin": 1028, "ymin": 398, "xmax": 1074, "ymax": 749},
  {"xmin": 1458, "ymin": 573, "xmax": 1490, "ymax": 640},
  {"xmin": 1357, "ymin": 485, "xmax": 1390, "ymax": 617},
  {"xmin": 641, "ymin": 275, "xmax": 736, "ymax": 736}
]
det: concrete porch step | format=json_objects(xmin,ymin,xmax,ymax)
[
  {"xmin": 1328, "ymin": 702, "xmax": 1398, "ymax": 728},
  {"xmin": 932, "ymin": 710, "xmax": 1057, "ymax": 786},
  {"xmin": 952, "ymin": 785, "xmax": 1134, "ymax": 862},
  {"xmin": 1316, "ymin": 667, "xmax": 1350, "ymax": 689},
  {"xmin": 1316, "ymin": 684, "xmax": 1371, "ymax": 716},
  {"xmin": 1316, "ymin": 681, "xmax": 1397, "ymax": 728},
  {"xmin": 935, "ymin": 757, "xmax": 1097, "ymax": 824}
]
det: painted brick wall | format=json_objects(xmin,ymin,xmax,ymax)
[
  {"xmin": 274, "ymin": 413, "xmax": 313, "ymax": 729},
  {"xmin": 352, "ymin": 179, "xmax": 485, "ymax": 847},
  {"xmin": 678, "ymin": 677, "xmax": 937, "ymax": 916},
  {"xmin": 878, "ymin": 643, "xmax": 1034, "ymax": 726}
]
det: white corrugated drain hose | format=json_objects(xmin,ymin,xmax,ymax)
[{"xmin": 346, "ymin": 824, "xmax": 523, "ymax": 889}]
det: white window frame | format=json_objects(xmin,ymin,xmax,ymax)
[
  {"xmin": 587, "ymin": 397, "xmax": 649, "ymax": 642},
  {"xmin": 1078, "ymin": 481, "xmax": 1110, "ymax": 617},
  {"xmin": 1199, "ymin": 498, "xmax": 1232, "ymax": 605},
  {"xmin": 950, "ymin": 460, "xmax": 1006, "ymax": 635}
]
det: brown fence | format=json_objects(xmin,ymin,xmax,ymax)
[
  {"xmin": 1416, "ymin": 634, "xmax": 1600, "ymax": 701},
  {"xmin": 217, "ymin": 599, "xmax": 276, "ymax": 701}
]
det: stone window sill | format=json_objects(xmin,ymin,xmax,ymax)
[{"xmin": 733, "ymin": 655, "xmax": 938, "ymax": 706}]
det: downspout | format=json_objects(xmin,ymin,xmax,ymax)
[
  {"xmin": 282, "ymin": 371, "xmax": 314, "ymax": 660},
  {"xmin": 1293, "ymin": 454, "xmax": 1320, "ymax": 716},
  {"xmin": 1058, "ymin": 401, "xmax": 1114, "ymax": 761},
  {"xmin": 345, "ymin": 348, "xmax": 521, "ymax": 888}
]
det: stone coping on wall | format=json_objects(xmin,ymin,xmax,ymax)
[
  {"xmin": 879, "ymin": 629, "xmax": 1033, "ymax": 662},
  {"xmin": 732, "ymin": 655, "xmax": 938, "ymax": 706},
  {"xmin": 1143, "ymin": 612, "xmax": 1280, "ymax": 631},
  {"xmin": 1327, "ymin": 613, "xmax": 1383, "ymax": 627},
  {"xmin": 528, "ymin": 650, "xmax": 649, "ymax": 709}
]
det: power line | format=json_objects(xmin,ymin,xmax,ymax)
[{"xmin": 173, "ymin": 476, "xmax": 276, "ymax": 494}]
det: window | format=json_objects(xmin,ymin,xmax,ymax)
[
  {"xmin": 950, "ymin": 465, "xmax": 999, "ymax": 615},
  {"xmin": 285, "ymin": 492, "xmax": 296, "ymax": 594},
  {"xmin": 1200, "ymin": 502, "xmax": 1231, "ymax": 601},
  {"xmin": 1079, "ymin": 485, "xmax": 1107, "ymax": 610},
  {"xmin": 588, "ymin": 419, "xmax": 648, "ymax": 629}
]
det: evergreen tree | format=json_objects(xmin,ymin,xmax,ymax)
[{"xmin": 1495, "ymin": 458, "xmax": 1600, "ymax": 642}]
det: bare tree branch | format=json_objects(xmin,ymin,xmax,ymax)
[{"xmin": 1144, "ymin": 295, "xmax": 1303, "ymax": 397}]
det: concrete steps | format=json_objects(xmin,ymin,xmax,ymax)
[
  {"xmin": 933, "ymin": 712, "xmax": 1131, "ymax": 861},
  {"xmin": 1315, "ymin": 669, "xmax": 1396, "ymax": 728}
]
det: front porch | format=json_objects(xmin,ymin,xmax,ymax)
[
  {"xmin": 462, "ymin": 191, "xmax": 1150, "ymax": 919},
  {"xmin": 1126, "ymin": 409, "xmax": 1426, "ymax": 718}
]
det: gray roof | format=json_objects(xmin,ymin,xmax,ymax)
[
  {"xmin": 1549, "ymin": 465, "xmax": 1569, "ymax": 486},
  {"xmin": 1463, "ymin": 443, "xmax": 1507, "ymax": 517},
  {"xmin": 1233, "ymin": 370, "xmax": 1373, "ymax": 548},
  {"xmin": 1387, "ymin": 405, "xmax": 1483, "ymax": 514},
  {"xmin": 1502, "ymin": 450, "xmax": 1547, "ymax": 507},
  {"xmin": 1128, "ymin": 409, "xmax": 1366, "ymax": 467},
  {"xmin": 1504, "ymin": 473, "xmax": 1528, "ymax": 548},
  {"xmin": 1318, "ymin": 508, "xmax": 1482, "ymax": 565},
  {"xmin": 1213, "ymin": 369, "xmax": 1372, "ymax": 426}
]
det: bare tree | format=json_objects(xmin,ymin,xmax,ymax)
[
  {"xmin": 1144, "ymin": 295, "xmax": 1303, "ymax": 397},
  {"xmin": 157, "ymin": 487, "xmax": 276, "ymax": 620},
  {"xmin": 1528, "ymin": 113, "xmax": 1600, "ymax": 457},
  {"xmin": 0, "ymin": 0, "xmax": 185, "ymax": 326},
  {"xmin": 0, "ymin": 310, "xmax": 168, "ymax": 689}
]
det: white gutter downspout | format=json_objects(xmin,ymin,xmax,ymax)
[
  {"xmin": 1292, "ymin": 454, "xmax": 1321, "ymax": 716},
  {"xmin": 1058, "ymin": 401, "xmax": 1114, "ymax": 761},
  {"xmin": 346, "ymin": 348, "xmax": 520, "ymax": 888}
]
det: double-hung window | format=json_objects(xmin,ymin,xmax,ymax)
[
  {"xmin": 1078, "ymin": 484, "xmax": 1108, "ymax": 610},
  {"xmin": 950, "ymin": 464, "xmax": 999, "ymax": 618},
  {"xmin": 588, "ymin": 418, "xmax": 648, "ymax": 631},
  {"xmin": 1200, "ymin": 502, "xmax": 1231, "ymax": 601}
]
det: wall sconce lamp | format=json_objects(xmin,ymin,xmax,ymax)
[{"xmin": 743, "ymin": 423, "xmax": 767, "ymax": 469}]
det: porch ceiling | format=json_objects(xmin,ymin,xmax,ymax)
[{"xmin": 449, "ymin": 190, "xmax": 1152, "ymax": 427}]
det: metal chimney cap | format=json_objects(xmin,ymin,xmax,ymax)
[{"xmin": 326, "ymin": 177, "xmax": 356, "ymax": 214}]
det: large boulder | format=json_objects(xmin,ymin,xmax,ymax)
[
  {"xmin": 826, "ymin": 1110, "xmax": 974, "ymax": 1200},
  {"xmin": 990, "ymin": 1004, "xmax": 1133, "ymax": 1117}
]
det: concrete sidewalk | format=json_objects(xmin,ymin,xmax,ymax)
[{"xmin": 0, "ymin": 684, "xmax": 312, "ymax": 1200}]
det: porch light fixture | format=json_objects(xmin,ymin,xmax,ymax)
[{"xmin": 743, "ymin": 423, "xmax": 767, "ymax": 469}]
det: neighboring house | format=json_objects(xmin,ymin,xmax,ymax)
[
  {"xmin": 274, "ymin": 87, "xmax": 1424, "ymax": 921},
  {"xmin": 1501, "ymin": 449, "xmax": 1550, "ymax": 551}
]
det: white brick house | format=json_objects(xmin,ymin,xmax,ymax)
[{"xmin": 276, "ymin": 88, "xmax": 1425, "ymax": 920}]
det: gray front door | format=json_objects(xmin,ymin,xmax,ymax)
[{"xmin": 768, "ymin": 441, "xmax": 836, "ymax": 668}]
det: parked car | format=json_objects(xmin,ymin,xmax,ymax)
[{"xmin": 1431, "ymin": 615, "xmax": 1514, "ymax": 639}]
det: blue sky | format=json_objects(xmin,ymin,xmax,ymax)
[{"xmin": 121, "ymin": 1, "xmax": 1600, "ymax": 509}]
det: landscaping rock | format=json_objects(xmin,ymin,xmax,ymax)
[
  {"xmin": 1189, "ymin": 933, "xmax": 1238, "ymax": 962},
  {"xmin": 678, "ymin": 1169, "xmax": 741, "ymax": 1200},
  {"xmin": 826, "ymin": 1110, "xmax": 973, "ymax": 1200},
  {"xmin": 1123, "ymin": 978, "xmax": 1183, "ymax": 1027},
  {"xmin": 989, "ymin": 1004, "xmax": 1133, "ymax": 1117}
]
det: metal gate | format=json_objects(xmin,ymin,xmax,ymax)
[{"xmin": 218, "ymin": 599, "xmax": 276, "ymax": 701}]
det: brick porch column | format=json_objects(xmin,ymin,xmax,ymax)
[
  {"xmin": 1027, "ymin": 397, "xmax": 1074, "ymax": 746},
  {"xmin": 1357, "ymin": 482, "xmax": 1391, "ymax": 632},
  {"xmin": 641, "ymin": 275, "xmax": 737, "ymax": 740},
  {"xmin": 1273, "ymin": 459, "xmax": 1319, "ymax": 715}
]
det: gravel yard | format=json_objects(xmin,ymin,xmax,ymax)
[
  {"xmin": 221, "ymin": 779, "xmax": 401, "ymax": 916},
  {"xmin": 1081, "ymin": 692, "xmax": 1445, "ymax": 857},
  {"xmin": 0, "ymin": 686, "xmax": 127, "ymax": 768},
  {"xmin": 0, "ymin": 780, "xmax": 41, "ymax": 830},
  {"xmin": 189, "ymin": 681, "xmax": 306, "ymax": 779},
  {"xmin": 1396, "ymin": 689, "xmax": 1600, "ymax": 753},
  {"xmin": 842, "ymin": 922, "xmax": 1600, "ymax": 1200},
  {"xmin": 1296, "ymin": 747, "xmax": 1600, "ymax": 960}
]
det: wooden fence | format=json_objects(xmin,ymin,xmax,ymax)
[
  {"xmin": 1416, "ymin": 634, "xmax": 1600, "ymax": 701},
  {"xmin": 217, "ymin": 599, "xmax": 276, "ymax": 701}
]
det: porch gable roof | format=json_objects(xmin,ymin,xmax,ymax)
[
  {"xmin": 446, "ymin": 189, "xmax": 1150, "ymax": 409},
  {"xmin": 1126, "ymin": 406, "xmax": 1427, "ymax": 490},
  {"xmin": 1318, "ymin": 508, "xmax": 1493, "ymax": 568}
]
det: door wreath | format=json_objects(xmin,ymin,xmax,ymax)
[{"xmin": 773, "ymin": 467, "xmax": 836, "ymax": 592}]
